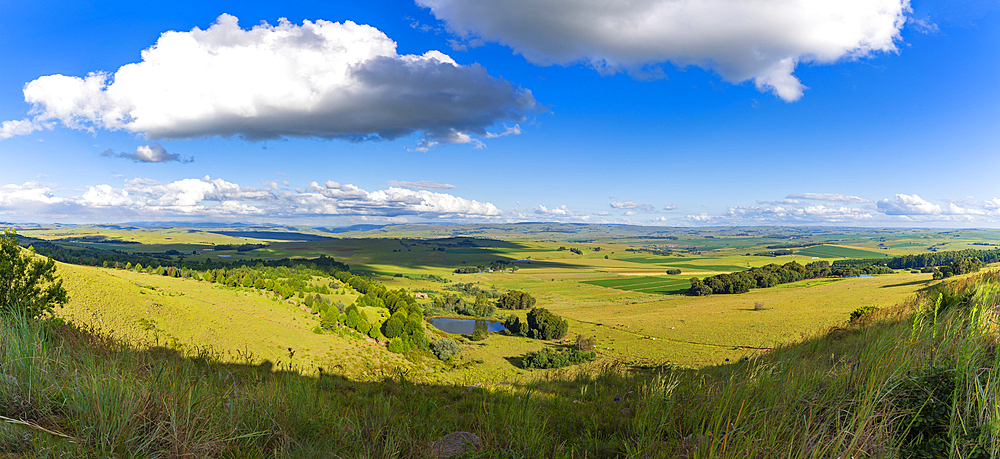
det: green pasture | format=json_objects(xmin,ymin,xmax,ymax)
[
  {"xmin": 582, "ymin": 276, "xmax": 690, "ymax": 295},
  {"xmin": 794, "ymin": 244, "xmax": 888, "ymax": 259}
]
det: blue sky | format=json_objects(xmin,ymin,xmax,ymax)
[{"xmin": 1, "ymin": 0, "xmax": 998, "ymax": 227}]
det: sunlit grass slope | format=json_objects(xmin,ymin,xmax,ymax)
[{"xmin": 54, "ymin": 263, "xmax": 412, "ymax": 378}]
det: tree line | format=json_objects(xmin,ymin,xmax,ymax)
[
  {"xmin": 687, "ymin": 260, "xmax": 892, "ymax": 296},
  {"xmin": 834, "ymin": 247, "xmax": 1000, "ymax": 271}
]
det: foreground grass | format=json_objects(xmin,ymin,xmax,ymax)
[{"xmin": 3, "ymin": 273, "xmax": 1000, "ymax": 457}]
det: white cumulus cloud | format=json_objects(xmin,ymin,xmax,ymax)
[
  {"xmin": 3, "ymin": 14, "xmax": 537, "ymax": 148},
  {"xmin": 419, "ymin": 0, "xmax": 910, "ymax": 101},
  {"xmin": 876, "ymin": 194, "xmax": 980, "ymax": 216},
  {"xmin": 0, "ymin": 182, "xmax": 66, "ymax": 206},
  {"xmin": 0, "ymin": 176, "xmax": 502, "ymax": 222}
]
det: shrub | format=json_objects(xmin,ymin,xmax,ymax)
[
  {"xmin": 850, "ymin": 305, "xmax": 880, "ymax": 322},
  {"xmin": 526, "ymin": 308, "xmax": 568, "ymax": 340},
  {"xmin": 431, "ymin": 338, "xmax": 460, "ymax": 360},
  {"xmin": 386, "ymin": 337, "xmax": 410, "ymax": 354},
  {"xmin": 504, "ymin": 315, "xmax": 528, "ymax": 336},
  {"xmin": 665, "ymin": 268, "xmax": 681, "ymax": 275},
  {"xmin": 574, "ymin": 334, "xmax": 596, "ymax": 351},
  {"xmin": 753, "ymin": 301, "xmax": 765, "ymax": 311},
  {"xmin": 522, "ymin": 348, "xmax": 596, "ymax": 369},
  {"xmin": 469, "ymin": 329, "xmax": 487, "ymax": 341}
]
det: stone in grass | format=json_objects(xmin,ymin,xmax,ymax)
[{"xmin": 429, "ymin": 431, "xmax": 482, "ymax": 459}]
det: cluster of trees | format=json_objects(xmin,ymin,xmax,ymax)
[
  {"xmin": 835, "ymin": 247, "xmax": 1000, "ymax": 271},
  {"xmin": 453, "ymin": 260, "xmax": 511, "ymax": 274},
  {"xmin": 932, "ymin": 257, "xmax": 983, "ymax": 280},
  {"xmin": 665, "ymin": 269, "xmax": 681, "ymax": 275},
  {"xmin": 753, "ymin": 249, "xmax": 794, "ymax": 257},
  {"xmin": 326, "ymin": 272, "xmax": 427, "ymax": 353},
  {"xmin": 431, "ymin": 293, "xmax": 496, "ymax": 318},
  {"xmin": 496, "ymin": 290, "xmax": 536, "ymax": 310},
  {"xmin": 504, "ymin": 308, "xmax": 568, "ymax": 340},
  {"xmin": 445, "ymin": 282, "xmax": 503, "ymax": 299},
  {"xmin": 688, "ymin": 260, "xmax": 886, "ymax": 296},
  {"xmin": 522, "ymin": 347, "xmax": 596, "ymax": 369}
]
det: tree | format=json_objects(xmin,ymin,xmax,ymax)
[
  {"xmin": 431, "ymin": 338, "xmax": 460, "ymax": 360},
  {"xmin": 497, "ymin": 290, "xmax": 536, "ymax": 310},
  {"xmin": 0, "ymin": 229, "xmax": 69, "ymax": 318},
  {"xmin": 473, "ymin": 293, "xmax": 495, "ymax": 317},
  {"xmin": 526, "ymin": 308, "xmax": 568, "ymax": 340}
]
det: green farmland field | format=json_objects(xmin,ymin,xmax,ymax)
[
  {"xmin": 582, "ymin": 276, "xmax": 691, "ymax": 295},
  {"xmin": 795, "ymin": 244, "xmax": 888, "ymax": 259}
]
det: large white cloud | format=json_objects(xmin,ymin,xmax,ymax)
[
  {"xmin": 419, "ymin": 0, "xmax": 910, "ymax": 101},
  {"xmin": 0, "ymin": 182, "xmax": 66, "ymax": 206},
  {"xmin": 876, "ymin": 194, "xmax": 980, "ymax": 216},
  {"xmin": 0, "ymin": 176, "xmax": 501, "ymax": 221},
  {"xmin": 2, "ymin": 14, "xmax": 537, "ymax": 146}
]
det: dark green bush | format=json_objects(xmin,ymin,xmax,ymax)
[
  {"xmin": 504, "ymin": 315, "xmax": 528, "ymax": 336},
  {"xmin": 526, "ymin": 308, "xmax": 568, "ymax": 340},
  {"xmin": 469, "ymin": 329, "xmax": 487, "ymax": 341},
  {"xmin": 386, "ymin": 336, "xmax": 410, "ymax": 354},
  {"xmin": 430, "ymin": 338, "xmax": 460, "ymax": 360},
  {"xmin": 522, "ymin": 348, "xmax": 596, "ymax": 369}
]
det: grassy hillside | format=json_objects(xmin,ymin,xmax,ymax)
[{"xmin": 3, "ymin": 270, "xmax": 999, "ymax": 457}]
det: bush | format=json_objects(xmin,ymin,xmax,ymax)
[
  {"xmin": 431, "ymin": 338, "xmax": 460, "ymax": 360},
  {"xmin": 504, "ymin": 315, "xmax": 528, "ymax": 336},
  {"xmin": 386, "ymin": 337, "xmax": 411, "ymax": 354},
  {"xmin": 574, "ymin": 334, "xmax": 596, "ymax": 351},
  {"xmin": 469, "ymin": 329, "xmax": 487, "ymax": 341},
  {"xmin": 849, "ymin": 305, "xmax": 880, "ymax": 322},
  {"xmin": 665, "ymin": 268, "xmax": 681, "ymax": 275},
  {"xmin": 526, "ymin": 308, "xmax": 568, "ymax": 340},
  {"xmin": 522, "ymin": 348, "xmax": 596, "ymax": 369}
]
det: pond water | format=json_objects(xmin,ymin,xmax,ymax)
[{"xmin": 428, "ymin": 317, "xmax": 506, "ymax": 335}]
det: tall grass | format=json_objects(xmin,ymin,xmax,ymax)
[{"xmin": 2, "ymin": 272, "xmax": 1000, "ymax": 457}]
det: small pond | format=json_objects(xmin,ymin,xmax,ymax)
[{"xmin": 428, "ymin": 317, "xmax": 506, "ymax": 335}]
